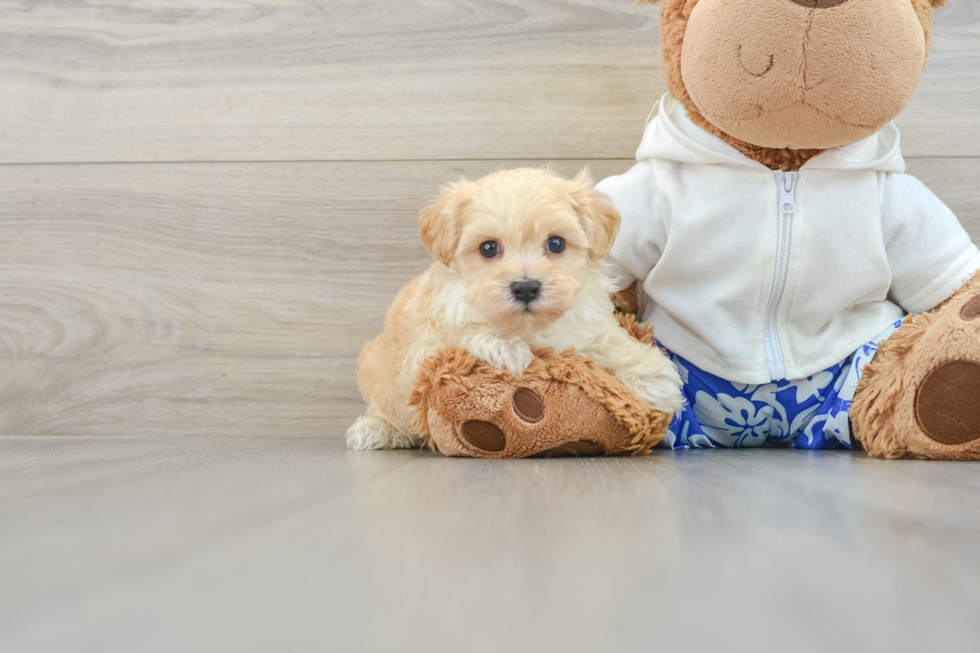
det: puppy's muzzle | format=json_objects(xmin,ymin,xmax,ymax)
[{"xmin": 510, "ymin": 279, "xmax": 542, "ymax": 306}]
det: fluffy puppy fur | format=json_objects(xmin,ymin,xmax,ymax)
[{"xmin": 347, "ymin": 168, "xmax": 684, "ymax": 450}]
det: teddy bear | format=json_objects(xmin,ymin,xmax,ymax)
[
  {"xmin": 409, "ymin": 288, "xmax": 675, "ymax": 458},
  {"xmin": 410, "ymin": 0, "xmax": 980, "ymax": 460}
]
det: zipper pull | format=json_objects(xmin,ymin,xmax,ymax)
[{"xmin": 780, "ymin": 172, "xmax": 797, "ymax": 214}]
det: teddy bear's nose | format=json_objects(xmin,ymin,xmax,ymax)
[{"xmin": 787, "ymin": 0, "xmax": 850, "ymax": 8}]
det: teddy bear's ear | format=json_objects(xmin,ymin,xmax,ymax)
[
  {"xmin": 418, "ymin": 181, "xmax": 471, "ymax": 267},
  {"xmin": 569, "ymin": 168, "xmax": 621, "ymax": 261},
  {"xmin": 929, "ymin": 0, "xmax": 947, "ymax": 6}
]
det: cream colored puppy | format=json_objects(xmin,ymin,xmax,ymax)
[{"xmin": 347, "ymin": 168, "xmax": 683, "ymax": 450}]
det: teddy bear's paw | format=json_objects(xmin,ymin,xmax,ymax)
[
  {"xmin": 912, "ymin": 293, "xmax": 980, "ymax": 453},
  {"xmin": 916, "ymin": 363, "xmax": 980, "ymax": 447},
  {"xmin": 855, "ymin": 283, "xmax": 980, "ymax": 460},
  {"xmin": 530, "ymin": 440, "xmax": 607, "ymax": 458},
  {"xmin": 456, "ymin": 388, "xmax": 608, "ymax": 458},
  {"xmin": 459, "ymin": 419, "xmax": 509, "ymax": 452},
  {"xmin": 421, "ymin": 377, "xmax": 645, "ymax": 458}
]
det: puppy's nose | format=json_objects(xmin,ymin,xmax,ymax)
[
  {"xmin": 787, "ymin": 0, "xmax": 849, "ymax": 8},
  {"xmin": 510, "ymin": 279, "xmax": 542, "ymax": 305}
]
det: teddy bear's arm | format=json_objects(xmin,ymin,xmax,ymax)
[{"xmin": 880, "ymin": 172, "xmax": 980, "ymax": 314}]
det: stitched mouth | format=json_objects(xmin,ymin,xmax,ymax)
[
  {"xmin": 709, "ymin": 100, "xmax": 879, "ymax": 132},
  {"xmin": 799, "ymin": 99, "xmax": 879, "ymax": 131}
]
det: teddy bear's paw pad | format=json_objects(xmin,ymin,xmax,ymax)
[
  {"xmin": 512, "ymin": 388, "xmax": 544, "ymax": 423},
  {"xmin": 531, "ymin": 440, "xmax": 606, "ymax": 458},
  {"xmin": 960, "ymin": 294, "xmax": 980, "ymax": 321},
  {"xmin": 460, "ymin": 420, "xmax": 507, "ymax": 452},
  {"xmin": 915, "ymin": 360, "xmax": 980, "ymax": 445}
]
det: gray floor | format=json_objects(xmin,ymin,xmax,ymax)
[{"xmin": 2, "ymin": 437, "xmax": 978, "ymax": 652}]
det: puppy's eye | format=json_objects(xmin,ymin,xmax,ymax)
[
  {"xmin": 546, "ymin": 236, "xmax": 566, "ymax": 254},
  {"xmin": 479, "ymin": 241, "xmax": 500, "ymax": 259}
]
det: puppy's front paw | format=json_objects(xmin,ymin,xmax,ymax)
[
  {"xmin": 622, "ymin": 358, "xmax": 684, "ymax": 414},
  {"xmin": 346, "ymin": 415, "xmax": 417, "ymax": 450},
  {"xmin": 466, "ymin": 335, "xmax": 534, "ymax": 376}
]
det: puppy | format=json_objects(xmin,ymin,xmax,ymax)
[{"xmin": 346, "ymin": 168, "xmax": 683, "ymax": 450}]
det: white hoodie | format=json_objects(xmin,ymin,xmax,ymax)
[{"xmin": 597, "ymin": 94, "xmax": 980, "ymax": 385}]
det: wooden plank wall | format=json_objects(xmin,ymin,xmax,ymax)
[{"xmin": 1, "ymin": 1, "xmax": 978, "ymax": 436}]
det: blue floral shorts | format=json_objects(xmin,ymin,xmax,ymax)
[{"xmin": 659, "ymin": 320, "xmax": 904, "ymax": 450}]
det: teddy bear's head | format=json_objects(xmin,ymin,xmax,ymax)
[{"xmin": 641, "ymin": 0, "xmax": 947, "ymax": 170}]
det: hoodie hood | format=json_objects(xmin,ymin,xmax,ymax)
[{"xmin": 635, "ymin": 94, "xmax": 906, "ymax": 174}]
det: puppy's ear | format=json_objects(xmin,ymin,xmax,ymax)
[
  {"xmin": 569, "ymin": 168, "xmax": 621, "ymax": 261},
  {"xmin": 929, "ymin": 0, "xmax": 946, "ymax": 6},
  {"xmin": 418, "ymin": 181, "xmax": 471, "ymax": 266}
]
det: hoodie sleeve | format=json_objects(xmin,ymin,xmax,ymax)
[
  {"xmin": 595, "ymin": 161, "xmax": 666, "ymax": 292},
  {"xmin": 881, "ymin": 172, "xmax": 980, "ymax": 314}
]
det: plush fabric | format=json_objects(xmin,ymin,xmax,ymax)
[
  {"xmin": 851, "ymin": 270, "xmax": 980, "ymax": 459},
  {"xmin": 409, "ymin": 314, "xmax": 672, "ymax": 458},
  {"xmin": 682, "ymin": 0, "xmax": 925, "ymax": 150},
  {"xmin": 597, "ymin": 95, "xmax": 980, "ymax": 383},
  {"xmin": 408, "ymin": 0, "xmax": 980, "ymax": 460},
  {"xmin": 642, "ymin": 0, "xmax": 943, "ymax": 171}
]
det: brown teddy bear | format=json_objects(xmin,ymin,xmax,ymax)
[
  {"xmin": 409, "ymin": 290, "xmax": 674, "ymax": 458},
  {"xmin": 411, "ymin": 0, "xmax": 980, "ymax": 459}
]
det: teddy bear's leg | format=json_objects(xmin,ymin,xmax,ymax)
[
  {"xmin": 426, "ymin": 380, "xmax": 642, "ymax": 458},
  {"xmin": 417, "ymin": 363, "xmax": 671, "ymax": 459},
  {"xmin": 851, "ymin": 272, "xmax": 980, "ymax": 459}
]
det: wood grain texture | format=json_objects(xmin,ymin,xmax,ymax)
[
  {"xmin": 0, "ymin": 0, "xmax": 977, "ymax": 163},
  {"xmin": 0, "ymin": 160, "xmax": 629, "ymax": 436},
  {"xmin": 1, "ymin": 158, "xmax": 977, "ymax": 437},
  {"xmin": 2, "ymin": 437, "xmax": 980, "ymax": 652}
]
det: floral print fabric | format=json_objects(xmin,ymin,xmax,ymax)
[{"xmin": 659, "ymin": 320, "xmax": 904, "ymax": 450}]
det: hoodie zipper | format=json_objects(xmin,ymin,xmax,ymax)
[{"xmin": 763, "ymin": 171, "xmax": 797, "ymax": 381}]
